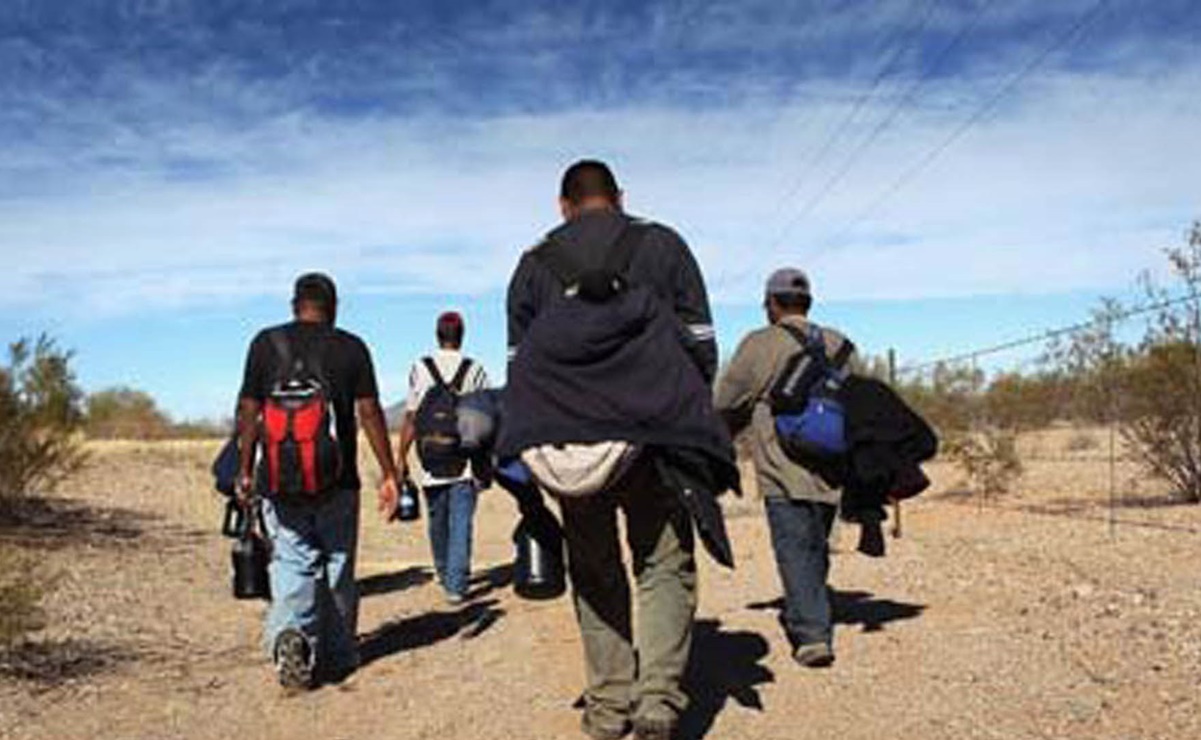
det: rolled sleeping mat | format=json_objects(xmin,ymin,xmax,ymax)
[{"xmin": 457, "ymin": 388, "xmax": 502, "ymax": 451}]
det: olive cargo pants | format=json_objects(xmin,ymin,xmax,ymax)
[{"xmin": 558, "ymin": 462, "xmax": 697, "ymax": 728}]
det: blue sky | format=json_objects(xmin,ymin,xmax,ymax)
[{"xmin": 1, "ymin": 1, "xmax": 1199, "ymax": 420}]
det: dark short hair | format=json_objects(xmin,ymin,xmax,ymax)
[
  {"xmin": 771, "ymin": 293, "xmax": 812, "ymax": 314},
  {"xmin": 436, "ymin": 311, "xmax": 464, "ymax": 346},
  {"xmin": 560, "ymin": 159, "xmax": 620, "ymax": 205},
  {"xmin": 293, "ymin": 272, "xmax": 337, "ymax": 313}
]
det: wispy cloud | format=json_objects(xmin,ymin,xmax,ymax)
[{"xmin": 2, "ymin": 0, "xmax": 1199, "ymax": 318}]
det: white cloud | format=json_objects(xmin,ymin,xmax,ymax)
[{"xmin": 2, "ymin": 2, "xmax": 1199, "ymax": 318}]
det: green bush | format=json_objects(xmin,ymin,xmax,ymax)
[{"xmin": 0, "ymin": 336, "xmax": 87, "ymax": 514}]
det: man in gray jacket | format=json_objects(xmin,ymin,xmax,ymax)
[{"xmin": 715, "ymin": 268, "xmax": 854, "ymax": 668}]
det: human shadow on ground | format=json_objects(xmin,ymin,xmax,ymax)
[
  {"xmin": 465, "ymin": 562, "xmax": 515, "ymax": 600},
  {"xmin": 0, "ymin": 497, "xmax": 157, "ymax": 550},
  {"xmin": 0, "ymin": 639, "xmax": 139, "ymax": 686},
  {"xmin": 748, "ymin": 588, "xmax": 926, "ymax": 635},
  {"xmin": 357, "ymin": 598, "xmax": 505, "ymax": 667},
  {"xmin": 357, "ymin": 566, "xmax": 434, "ymax": 598},
  {"xmin": 677, "ymin": 619, "xmax": 774, "ymax": 740}
]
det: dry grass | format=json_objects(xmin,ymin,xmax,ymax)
[{"xmin": 1, "ymin": 433, "xmax": 1199, "ymax": 740}]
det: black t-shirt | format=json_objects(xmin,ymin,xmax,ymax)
[{"xmin": 238, "ymin": 321, "xmax": 379, "ymax": 492}]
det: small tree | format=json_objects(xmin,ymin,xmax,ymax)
[
  {"xmin": 1121, "ymin": 223, "xmax": 1201, "ymax": 502},
  {"xmin": 1050, "ymin": 222, "xmax": 1201, "ymax": 502},
  {"xmin": 943, "ymin": 427, "xmax": 1024, "ymax": 498},
  {"xmin": 0, "ymin": 336, "xmax": 86, "ymax": 514},
  {"xmin": 0, "ymin": 336, "xmax": 81, "ymax": 649},
  {"xmin": 85, "ymin": 386, "xmax": 172, "ymax": 440}
]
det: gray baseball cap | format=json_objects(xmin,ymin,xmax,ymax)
[{"xmin": 765, "ymin": 268, "xmax": 811, "ymax": 298}]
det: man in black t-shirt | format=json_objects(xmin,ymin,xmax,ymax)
[{"xmin": 235, "ymin": 272, "xmax": 398, "ymax": 690}]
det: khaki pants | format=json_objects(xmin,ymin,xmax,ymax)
[{"xmin": 558, "ymin": 462, "xmax": 697, "ymax": 728}]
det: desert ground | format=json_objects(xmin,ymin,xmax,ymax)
[{"xmin": 2, "ymin": 429, "xmax": 1200, "ymax": 739}]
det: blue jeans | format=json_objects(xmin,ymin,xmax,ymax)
[
  {"xmin": 424, "ymin": 480, "xmax": 478, "ymax": 597},
  {"xmin": 261, "ymin": 488, "xmax": 360, "ymax": 673},
  {"xmin": 765, "ymin": 497, "xmax": 837, "ymax": 649}
]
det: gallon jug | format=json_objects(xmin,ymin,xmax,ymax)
[
  {"xmin": 395, "ymin": 478, "xmax": 421, "ymax": 522},
  {"xmin": 513, "ymin": 520, "xmax": 566, "ymax": 600},
  {"xmin": 232, "ymin": 515, "xmax": 272, "ymax": 600}
]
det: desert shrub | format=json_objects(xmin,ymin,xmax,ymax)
[
  {"xmin": 983, "ymin": 372, "xmax": 1066, "ymax": 431},
  {"xmin": 1048, "ymin": 221, "xmax": 1201, "ymax": 502},
  {"xmin": 896, "ymin": 362, "xmax": 983, "ymax": 436},
  {"xmin": 0, "ymin": 336, "xmax": 86, "ymax": 514},
  {"xmin": 1120, "ymin": 340, "xmax": 1201, "ymax": 501},
  {"xmin": 943, "ymin": 426, "xmax": 1024, "ymax": 497},
  {"xmin": 85, "ymin": 386, "xmax": 173, "ymax": 440},
  {"xmin": 0, "ymin": 545, "xmax": 48, "ymax": 647}
]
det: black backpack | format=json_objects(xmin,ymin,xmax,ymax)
[{"xmin": 414, "ymin": 357, "xmax": 474, "ymax": 478}]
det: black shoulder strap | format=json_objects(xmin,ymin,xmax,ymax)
[
  {"xmin": 422, "ymin": 356, "xmax": 447, "ymax": 389},
  {"xmin": 268, "ymin": 329, "xmax": 293, "ymax": 383},
  {"xmin": 778, "ymin": 322, "xmax": 855, "ymax": 371},
  {"xmin": 778, "ymin": 322, "xmax": 815, "ymax": 353},
  {"xmin": 830, "ymin": 338, "xmax": 855, "ymax": 371},
  {"xmin": 448, "ymin": 359, "xmax": 473, "ymax": 392}
]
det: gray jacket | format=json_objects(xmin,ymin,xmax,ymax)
[{"xmin": 714, "ymin": 314, "xmax": 854, "ymax": 504}]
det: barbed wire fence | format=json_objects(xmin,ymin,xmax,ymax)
[{"xmin": 884, "ymin": 293, "xmax": 1201, "ymax": 539}]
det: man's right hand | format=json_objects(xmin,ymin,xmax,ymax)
[
  {"xmin": 235, "ymin": 473, "xmax": 255, "ymax": 509},
  {"xmin": 377, "ymin": 475, "xmax": 400, "ymax": 521}
]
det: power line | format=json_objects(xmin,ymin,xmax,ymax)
[
  {"xmin": 765, "ymin": 0, "xmax": 941, "ymax": 242},
  {"xmin": 897, "ymin": 292, "xmax": 1196, "ymax": 376},
  {"xmin": 774, "ymin": 0, "xmax": 997, "ymax": 238},
  {"xmin": 828, "ymin": 0, "xmax": 1111, "ymax": 248}
]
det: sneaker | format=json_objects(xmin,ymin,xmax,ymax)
[
  {"xmin": 793, "ymin": 642, "xmax": 835, "ymax": 668},
  {"xmin": 274, "ymin": 628, "xmax": 314, "ymax": 690},
  {"xmin": 444, "ymin": 591, "xmax": 466, "ymax": 606}
]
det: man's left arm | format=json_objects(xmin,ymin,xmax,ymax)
[
  {"xmin": 352, "ymin": 343, "xmax": 399, "ymax": 517},
  {"xmin": 667, "ymin": 233, "xmax": 719, "ymax": 383}
]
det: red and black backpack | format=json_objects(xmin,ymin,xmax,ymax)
[{"xmin": 258, "ymin": 329, "xmax": 342, "ymax": 497}]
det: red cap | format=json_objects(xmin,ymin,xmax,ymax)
[{"xmin": 437, "ymin": 311, "xmax": 464, "ymax": 331}]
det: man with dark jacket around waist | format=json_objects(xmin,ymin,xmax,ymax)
[
  {"xmin": 715, "ymin": 268, "xmax": 854, "ymax": 668},
  {"xmin": 505, "ymin": 160, "xmax": 719, "ymax": 740}
]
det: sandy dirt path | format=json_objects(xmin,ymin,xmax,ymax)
[{"xmin": 2, "ymin": 439, "xmax": 1200, "ymax": 739}]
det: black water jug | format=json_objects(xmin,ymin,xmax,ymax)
[
  {"xmin": 394, "ymin": 478, "xmax": 421, "ymax": 522},
  {"xmin": 513, "ymin": 520, "xmax": 566, "ymax": 600},
  {"xmin": 231, "ymin": 512, "xmax": 271, "ymax": 600}
]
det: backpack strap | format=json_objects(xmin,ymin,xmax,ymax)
[
  {"xmin": 779, "ymin": 322, "xmax": 855, "ymax": 372},
  {"xmin": 448, "ymin": 359, "xmax": 473, "ymax": 393},
  {"xmin": 421, "ymin": 356, "xmax": 447, "ymax": 388},
  {"xmin": 830, "ymin": 337, "xmax": 856, "ymax": 372},
  {"xmin": 268, "ymin": 329, "xmax": 294, "ymax": 384}
]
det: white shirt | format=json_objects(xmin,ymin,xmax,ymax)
[{"xmin": 404, "ymin": 349, "xmax": 490, "ymax": 487}]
